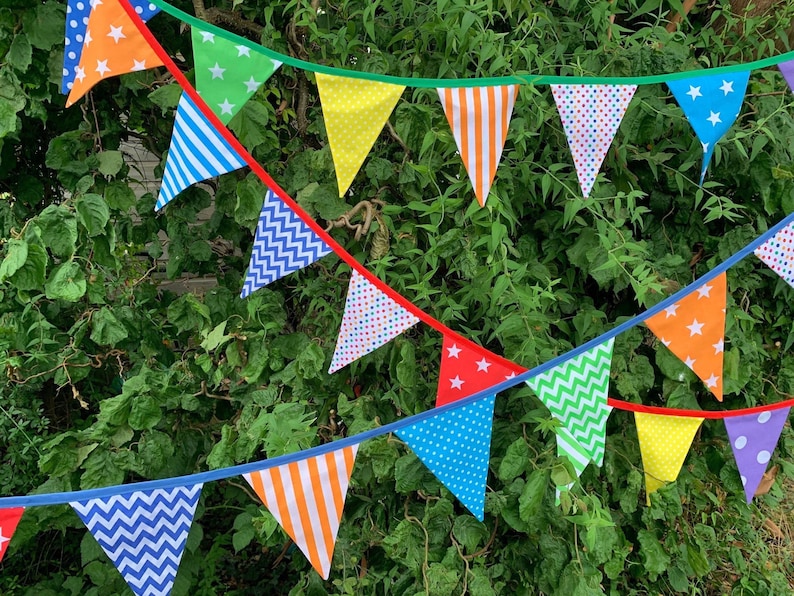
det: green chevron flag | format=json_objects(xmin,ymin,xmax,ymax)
[
  {"xmin": 191, "ymin": 26, "xmax": 281, "ymax": 124},
  {"xmin": 526, "ymin": 338, "xmax": 614, "ymax": 466},
  {"xmin": 555, "ymin": 426, "xmax": 591, "ymax": 504}
]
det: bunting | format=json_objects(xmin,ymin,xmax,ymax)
[
  {"xmin": 550, "ymin": 84, "xmax": 637, "ymax": 198},
  {"xmin": 724, "ymin": 408, "xmax": 789, "ymax": 503},
  {"xmin": 395, "ymin": 395, "xmax": 496, "ymax": 520},
  {"xmin": 555, "ymin": 426, "xmax": 590, "ymax": 504},
  {"xmin": 436, "ymin": 335, "xmax": 527, "ymax": 407},
  {"xmin": 645, "ymin": 272, "xmax": 727, "ymax": 401},
  {"xmin": 667, "ymin": 71, "xmax": 750, "ymax": 183},
  {"xmin": 437, "ymin": 85, "xmax": 519, "ymax": 207},
  {"xmin": 65, "ymin": 0, "xmax": 164, "ymax": 107},
  {"xmin": 0, "ymin": 507, "xmax": 24, "ymax": 563},
  {"xmin": 754, "ymin": 221, "xmax": 794, "ymax": 288},
  {"xmin": 242, "ymin": 445, "xmax": 358, "ymax": 579},
  {"xmin": 71, "ymin": 484, "xmax": 203, "ymax": 596},
  {"xmin": 526, "ymin": 338, "xmax": 614, "ymax": 466},
  {"xmin": 328, "ymin": 270, "xmax": 420, "ymax": 373},
  {"xmin": 191, "ymin": 25, "xmax": 281, "ymax": 124},
  {"xmin": 156, "ymin": 92, "xmax": 247, "ymax": 210},
  {"xmin": 315, "ymin": 74, "xmax": 405, "ymax": 196},
  {"xmin": 635, "ymin": 413, "xmax": 702, "ymax": 502},
  {"xmin": 779, "ymin": 60, "xmax": 794, "ymax": 92}
]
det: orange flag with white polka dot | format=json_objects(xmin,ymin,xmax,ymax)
[
  {"xmin": 66, "ymin": 0, "xmax": 163, "ymax": 108},
  {"xmin": 645, "ymin": 273, "xmax": 727, "ymax": 401}
]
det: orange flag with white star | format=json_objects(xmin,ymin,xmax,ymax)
[
  {"xmin": 66, "ymin": 0, "xmax": 163, "ymax": 107},
  {"xmin": 645, "ymin": 273, "xmax": 727, "ymax": 401}
]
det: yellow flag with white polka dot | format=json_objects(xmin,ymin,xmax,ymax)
[
  {"xmin": 635, "ymin": 412, "xmax": 703, "ymax": 503},
  {"xmin": 315, "ymin": 74, "xmax": 405, "ymax": 196}
]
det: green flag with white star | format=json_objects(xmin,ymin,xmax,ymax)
[{"xmin": 191, "ymin": 27, "xmax": 281, "ymax": 124}]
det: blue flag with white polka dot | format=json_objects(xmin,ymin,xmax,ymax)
[
  {"xmin": 667, "ymin": 71, "xmax": 749, "ymax": 183},
  {"xmin": 395, "ymin": 395, "xmax": 496, "ymax": 520},
  {"xmin": 62, "ymin": 0, "xmax": 160, "ymax": 95}
]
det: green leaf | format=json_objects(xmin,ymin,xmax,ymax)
[
  {"xmin": 235, "ymin": 175, "xmax": 266, "ymax": 228},
  {"xmin": 45, "ymin": 261, "xmax": 86, "ymax": 302},
  {"xmin": 452, "ymin": 516, "xmax": 489, "ymax": 553},
  {"xmin": 128, "ymin": 395, "xmax": 162, "ymax": 430},
  {"xmin": 22, "ymin": 1, "xmax": 64, "ymax": 50},
  {"xmin": 396, "ymin": 341, "xmax": 417, "ymax": 388},
  {"xmin": 498, "ymin": 438, "xmax": 529, "ymax": 482},
  {"xmin": 6, "ymin": 34, "xmax": 32, "ymax": 72},
  {"xmin": 97, "ymin": 151, "xmax": 124, "ymax": 177},
  {"xmin": 76, "ymin": 193, "xmax": 110, "ymax": 236},
  {"xmin": 90, "ymin": 307, "xmax": 128, "ymax": 345},
  {"xmin": 201, "ymin": 321, "xmax": 231, "ymax": 352},
  {"xmin": 148, "ymin": 83, "xmax": 183, "ymax": 115},
  {"xmin": 167, "ymin": 294, "xmax": 211, "ymax": 334},
  {"xmin": 37, "ymin": 204, "xmax": 78, "ymax": 258},
  {"xmin": 518, "ymin": 469, "xmax": 548, "ymax": 522},
  {"xmin": 228, "ymin": 100, "xmax": 272, "ymax": 148},
  {"xmin": 10, "ymin": 243, "xmax": 48, "ymax": 290},
  {"xmin": 637, "ymin": 529, "xmax": 671, "ymax": 580},
  {"xmin": 0, "ymin": 238, "xmax": 28, "ymax": 281},
  {"xmin": 104, "ymin": 181, "xmax": 138, "ymax": 210}
]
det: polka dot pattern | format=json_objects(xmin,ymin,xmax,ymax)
[
  {"xmin": 395, "ymin": 395, "xmax": 496, "ymax": 520},
  {"xmin": 635, "ymin": 412, "xmax": 703, "ymax": 502},
  {"xmin": 755, "ymin": 221, "xmax": 794, "ymax": 289},
  {"xmin": 315, "ymin": 74, "xmax": 405, "ymax": 197},
  {"xmin": 328, "ymin": 270, "xmax": 419, "ymax": 373},
  {"xmin": 724, "ymin": 407, "xmax": 789, "ymax": 503},
  {"xmin": 550, "ymin": 84, "xmax": 637, "ymax": 198}
]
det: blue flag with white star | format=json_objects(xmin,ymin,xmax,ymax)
[{"xmin": 667, "ymin": 71, "xmax": 749, "ymax": 183}]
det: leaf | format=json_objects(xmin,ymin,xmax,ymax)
[
  {"xmin": 128, "ymin": 395, "xmax": 161, "ymax": 430},
  {"xmin": 90, "ymin": 307, "xmax": 128, "ymax": 345},
  {"xmin": 97, "ymin": 151, "xmax": 124, "ymax": 177},
  {"xmin": 452, "ymin": 516, "xmax": 489, "ymax": 553},
  {"xmin": 201, "ymin": 321, "xmax": 231, "ymax": 352},
  {"xmin": 22, "ymin": 1, "xmax": 64, "ymax": 50},
  {"xmin": 637, "ymin": 529, "xmax": 671, "ymax": 580},
  {"xmin": 518, "ymin": 469, "xmax": 548, "ymax": 522},
  {"xmin": 11, "ymin": 243, "xmax": 48, "ymax": 290},
  {"xmin": 45, "ymin": 261, "xmax": 86, "ymax": 302},
  {"xmin": 228, "ymin": 101, "xmax": 273, "ymax": 148},
  {"xmin": 148, "ymin": 84, "xmax": 183, "ymax": 115},
  {"xmin": 167, "ymin": 294, "xmax": 211, "ymax": 334},
  {"xmin": 0, "ymin": 238, "xmax": 28, "ymax": 281},
  {"xmin": 232, "ymin": 512, "xmax": 256, "ymax": 552},
  {"xmin": 76, "ymin": 193, "xmax": 110, "ymax": 237},
  {"xmin": 235, "ymin": 175, "xmax": 266, "ymax": 228},
  {"xmin": 37, "ymin": 204, "xmax": 78, "ymax": 258},
  {"xmin": 396, "ymin": 341, "xmax": 417, "ymax": 388},
  {"xmin": 6, "ymin": 34, "xmax": 32, "ymax": 72},
  {"xmin": 498, "ymin": 438, "xmax": 529, "ymax": 482}
]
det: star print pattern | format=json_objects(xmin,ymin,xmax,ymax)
[
  {"xmin": 191, "ymin": 25, "xmax": 281, "ymax": 125},
  {"xmin": 0, "ymin": 507, "xmax": 24, "ymax": 563},
  {"xmin": 754, "ymin": 221, "xmax": 794, "ymax": 289},
  {"xmin": 645, "ymin": 273, "xmax": 727, "ymax": 401},
  {"xmin": 436, "ymin": 335, "xmax": 527, "ymax": 407},
  {"xmin": 667, "ymin": 71, "xmax": 750, "ymax": 183},
  {"xmin": 66, "ymin": 0, "xmax": 164, "ymax": 107}
]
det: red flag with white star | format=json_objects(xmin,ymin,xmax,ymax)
[
  {"xmin": 0, "ymin": 507, "xmax": 24, "ymax": 562},
  {"xmin": 66, "ymin": 0, "xmax": 164, "ymax": 107},
  {"xmin": 436, "ymin": 335, "xmax": 526, "ymax": 407}
]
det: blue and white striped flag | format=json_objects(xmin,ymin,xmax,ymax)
[{"xmin": 156, "ymin": 92, "xmax": 246, "ymax": 210}]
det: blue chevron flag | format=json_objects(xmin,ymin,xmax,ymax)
[
  {"xmin": 241, "ymin": 189, "xmax": 332, "ymax": 297},
  {"xmin": 71, "ymin": 484, "xmax": 203, "ymax": 596},
  {"xmin": 156, "ymin": 92, "xmax": 246, "ymax": 210}
]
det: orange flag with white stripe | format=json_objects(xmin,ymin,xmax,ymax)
[
  {"xmin": 243, "ymin": 445, "xmax": 358, "ymax": 579},
  {"xmin": 437, "ymin": 85, "xmax": 519, "ymax": 207}
]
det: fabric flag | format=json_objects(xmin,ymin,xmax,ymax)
[
  {"xmin": 645, "ymin": 272, "xmax": 727, "ymax": 401},
  {"xmin": 550, "ymin": 84, "xmax": 637, "ymax": 198},
  {"xmin": 242, "ymin": 445, "xmax": 358, "ymax": 579},
  {"xmin": 437, "ymin": 85, "xmax": 519, "ymax": 207},
  {"xmin": 328, "ymin": 270, "xmax": 419, "ymax": 373},
  {"xmin": 635, "ymin": 412, "xmax": 702, "ymax": 502},
  {"xmin": 315, "ymin": 74, "xmax": 405, "ymax": 197},
  {"xmin": 779, "ymin": 60, "xmax": 794, "ymax": 93},
  {"xmin": 157, "ymin": 92, "xmax": 247, "ymax": 210},
  {"xmin": 526, "ymin": 338, "xmax": 614, "ymax": 467},
  {"xmin": 555, "ymin": 426, "xmax": 590, "ymax": 504},
  {"xmin": 754, "ymin": 221, "xmax": 794, "ymax": 289},
  {"xmin": 436, "ymin": 335, "xmax": 526, "ymax": 407},
  {"xmin": 71, "ymin": 484, "xmax": 202, "ymax": 596},
  {"xmin": 724, "ymin": 408, "xmax": 790, "ymax": 503},
  {"xmin": 191, "ymin": 25, "xmax": 281, "ymax": 124},
  {"xmin": 65, "ymin": 0, "xmax": 164, "ymax": 107},
  {"xmin": 0, "ymin": 507, "xmax": 24, "ymax": 563},
  {"xmin": 667, "ymin": 71, "xmax": 750, "ymax": 183},
  {"xmin": 240, "ymin": 189, "xmax": 332, "ymax": 297},
  {"xmin": 63, "ymin": 0, "xmax": 160, "ymax": 94},
  {"xmin": 395, "ymin": 395, "xmax": 496, "ymax": 520}
]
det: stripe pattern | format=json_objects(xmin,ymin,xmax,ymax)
[
  {"xmin": 243, "ymin": 445, "xmax": 358, "ymax": 579},
  {"xmin": 241, "ymin": 189, "xmax": 331, "ymax": 297},
  {"xmin": 71, "ymin": 484, "xmax": 203, "ymax": 596},
  {"xmin": 526, "ymin": 338, "xmax": 614, "ymax": 467},
  {"xmin": 156, "ymin": 92, "xmax": 246, "ymax": 210},
  {"xmin": 437, "ymin": 85, "xmax": 519, "ymax": 207},
  {"xmin": 555, "ymin": 426, "xmax": 591, "ymax": 504}
]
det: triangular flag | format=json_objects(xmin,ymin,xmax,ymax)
[
  {"xmin": 63, "ymin": 0, "xmax": 160, "ymax": 94},
  {"xmin": 156, "ymin": 92, "xmax": 247, "ymax": 210},
  {"xmin": 667, "ymin": 71, "xmax": 750, "ymax": 183},
  {"xmin": 550, "ymin": 84, "xmax": 637, "ymax": 198},
  {"xmin": 395, "ymin": 395, "xmax": 496, "ymax": 520},
  {"xmin": 315, "ymin": 74, "xmax": 405, "ymax": 196},
  {"xmin": 779, "ymin": 60, "xmax": 794, "ymax": 93},
  {"xmin": 555, "ymin": 426, "xmax": 591, "ymax": 504},
  {"xmin": 436, "ymin": 334, "xmax": 526, "ymax": 407},
  {"xmin": 65, "ymin": 0, "xmax": 165, "ymax": 107},
  {"xmin": 243, "ymin": 445, "xmax": 358, "ymax": 579},
  {"xmin": 526, "ymin": 338, "xmax": 614, "ymax": 466},
  {"xmin": 191, "ymin": 25, "xmax": 281, "ymax": 124},
  {"xmin": 437, "ymin": 85, "xmax": 519, "ymax": 206},
  {"xmin": 240, "ymin": 189, "xmax": 332, "ymax": 297},
  {"xmin": 0, "ymin": 507, "xmax": 24, "ymax": 563},
  {"xmin": 328, "ymin": 270, "xmax": 419, "ymax": 373},
  {"xmin": 71, "ymin": 484, "xmax": 203, "ymax": 596},
  {"xmin": 635, "ymin": 413, "xmax": 702, "ymax": 502},
  {"xmin": 724, "ymin": 408, "xmax": 789, "ymax": 503},
  {"xmin": 645, "ymin": 273, "xmax": 727, "ymax": 401},
  {"xmin": 754, "ymin": 221, "xmax": 794, "ymax": 288}
]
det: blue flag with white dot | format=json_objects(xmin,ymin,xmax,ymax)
[
  {"xmin": 395, "ymin": 395, "xmax": 496, "ymax": 520},
  {"xmin": 667, "ymin": 71, "xmax": 750, "ymax": 183}
]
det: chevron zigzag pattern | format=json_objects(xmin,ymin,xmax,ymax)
[
  {"xmin": 240, "ymin": 189, "xmax": 332, "ymax": 297},
  {"xmin": 71, "ymin": 484, "xmax": 203, "ymax": 596},
  {"xmin": 527, "ymin": 338, "xmax": 614, "ymax": 466},
  {"xmin": 156, "ymin": 92, "xmax": 246, "ymax": 210}
]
